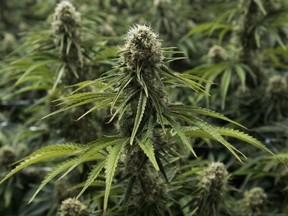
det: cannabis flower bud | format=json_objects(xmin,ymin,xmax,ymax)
[
  {"xmin": 0, "ymin": 146, "xmax": 17, "ymax": 167},
  {"xmin": 154, "ymin": 0, "xmax": 171, "ymax": 7},
  {"xmin": 201, "ymin": 162, "xmax": 229, "ymax": 192},
  {"xmin": 52, "ymin": 1, "xmax": 81, "ymax": 39},
  {"xmin": 266, "ymin": 75, "xmax": 287, "ymax": 94},
  {"xmin": 121, "ymin": 24, "xmax": 164, "ymax": 70},
  {"xmin": 60, "ymin": 198, "xmax": 89, "ymax": 216},
  {"xmin": 208, "ymin": 45, "xmax": 228, "ymax": 64},
  {"xmin": 244, "ymin": 187, "xmax": 267, "ymax": 212},
  {"xmin": 197, "ymin": 162, "xmax": 229, "ymax": 215}
]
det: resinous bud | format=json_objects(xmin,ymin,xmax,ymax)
[{"xmin": 121, "ymin": 24, "xmax": 164, "ymax": 70}]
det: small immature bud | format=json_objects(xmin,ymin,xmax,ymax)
[
  {"xmin": 266, "ymin": 75, "xmax": 287, "ymax": 94},
  {"xmin": 121, "ymin": 24, "xmax": 164, "ymax": 70},
  {"xmin": 100, "ymin": 23, "xmax": 115, "ymax": 36},
  {"xmin": 3, "ymin": 33, "xmax": 16, "ymax": 50},
  {"xmin": 52, "ymin": 1, "xmax": 81, "ymax": 40},
  {"xmin": 60, "ymin": 198, "xmax": 89, "ymax": 216},
  {"xmin": 208, "ymin": 45, "xmax": 228, "ymax": 64},
  {"xmin": 244, "ymin": 187, "xmax": 267, "ymax": 212},
  {"xmin": 0, "ymin": 146, "xmax": 17, "ymax": 167}
]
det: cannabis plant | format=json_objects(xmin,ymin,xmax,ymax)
[
  {"xmin": 0, "ymin": 22, "xmax": 274, "ymax": 215},
  {"xmin": 1, "ymin": 0, "xmax": 288, "ymax": 215}
]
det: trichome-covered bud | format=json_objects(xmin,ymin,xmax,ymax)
[
  {"xmin": 3, "ymin": 32, "xmax": 16, "ymax": 51},
  {"xmin": 197, "ymin": 162, "xmax": 229, "ymax": 216},
  {"xmin": 154, "ymin": 0, "xmax": 171, "ymax": 7},
  {"xmin": 139, "ymin": 165, "xmax": 167, "ymax": 206},
  {"xmin": 121, "ymin": 145, "xmax": 146, "ymax": 176},
  {"xmin": 52, "ymin": 1, "xmax": 81, "ymax": 40},
  {"xmin": 244, "ymin": 187, "xmax": 267, "ymax": 214},
  {"xmin": 121, "ymin": 24, "xmax": 164, "ymax": 70},
  {"xmin": 60, "ymin": 198, "xmax": 89, "ymax": 216},
  {"xmin": 207, "ymin": 45, "xmax": 228, "ymax": 64},
  {"xmin": 0, "ymin": 146, "xmax": 17, "ymax": 167},
  {"xmin": 131, "ymin": 164, "xmax": 167, "ymax": 212},
  {"xmin": 201, "ymin": 162, "xmax": 229, "ymax": 191},
  {"xmin": 266, "ymin": 75, "xmax": 287, "ymax": 94}
]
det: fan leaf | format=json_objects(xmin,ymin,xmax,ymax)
[
  {"xmin": 164, "ymin": 114, "xmax": 197, "ymax": 157},
  {"xmin": 0, "ymin": 144, "xmax": 84, "ymax": 184},
  {"xmin": 169, "ymin": 104, "xmax": 245, "ymax": 129},
  {"xmin": 77, "ymin": 160, "xmax": 105, "ymax": 198},
  {"xmin": 130, "ymin": 91, "xmax": 147, "ymax": 145},
  {"xmin": 137, "ymin": 138, "xmax": 159, "ymax": 171},
  {"xmin": 104, "ymin": 142, "xmax": 125, "ymax": 210}
]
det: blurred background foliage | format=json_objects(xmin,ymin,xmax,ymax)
[{"xmin": 0, "ymin": 0, "xmax": 288, "ymax": 215}]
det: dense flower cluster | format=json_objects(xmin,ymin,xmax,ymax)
[
  {"xmin": 201, "ymin": 162, "xmax": 229, "ymax": 191},
  {"xmin": 121, "ymin": 25, "xmax": 164, "ymax": 70},
  {"xmin": 208, "ymin": 45, "xmax": 228, "ymax": 63},
  {"xmin": 51, "ymin": 1, "xmax": 81, "ymax": 39},
  {"xmin": 244, "ymin": 187, "xmax": 267, "ymax": 211},
  {"xmin": 154, "ymin": 0, "xmax": 171, "ymax": 7},
  {"xmin": 60, "ymin": 198, "xmax": 89, "ymax": 216},
  {"xmin": 266, "ymin": 75, "xmax": 287, "ymax": 94}
]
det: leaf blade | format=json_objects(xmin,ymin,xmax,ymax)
[{"xmin": 104, "ymin": 142, "xmax": 125, "ymax": 210}]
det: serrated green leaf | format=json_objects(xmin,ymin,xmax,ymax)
[
  {"xmin": 164, "ymin": 114, "xmax": 197, "ymax": 157},
  {"xmin": 14, "ymin": 60, "xmax": 60, "ymax": 86},
  {"xmin": 216, "ymin": 128, "xmax": 274, "ymax": 155},
  {"xmin": 29, "ymin": 155, "xmax": 97, "ymax": 203},
  {"xmin": 169, "ymin": 105, "xmax": 246, "ymax": 129},
  {"xmin": 108, "ymin": 89, "xmax": 137, "ymax": 123},
  {"xmin": 149, "ymin": 92, "xmax": 166, "ymax": 132},
  {"xmin": 221, "ymin": 69, "xmax": 231, "ymax": 109},
  {"xmin": 171, "ymin": 113, "xmax": 246, "ymax": 162},
  {"xmin": 88, "ymin": 137, "xmax": 129, "ymax": 153},
  {"xmin": 110, "ymin": 76, "xmax": 133, "ymax": 113},
  {"xmin": 77, "ymin": 160, "xmax": 105, "ymax": 198},
  {"xmin": 161, "ymin": 65, "xmax": 205, "ymax": 93},
  {"xmin": 76, "ymin": 98, "xmax": 113, "ymax": 120},
  {"xmin": 70, "ymin": 75, "xmax": 118, "ymax": 94},
  {"xmin": 43, "ymin": 93, "xmax": 113, "ymax": 119},
  {"xmin": 130, "ymin": 91, "xmax": 147, "ymax": 145},
  {"xmin": 52, "ymin": 64, "xmax": 65, "ymax": 92},
  {"xmin": 235, "ymin": 64, "xmax": 246, "ymax": 92},
  {"xmin": 185, "ymin": 127, "xmax": 274, "ymax": 156},
  {"xmin": 1, "ymin": 144, "xmax": 84, "ymax": 184},
  {"xmin": 137, "ymin": 138, "xmax": 159, "ymax": 171},
  {"xmin": 104, "ymin": 142, "xmax": 125, "ymax": 210}
]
